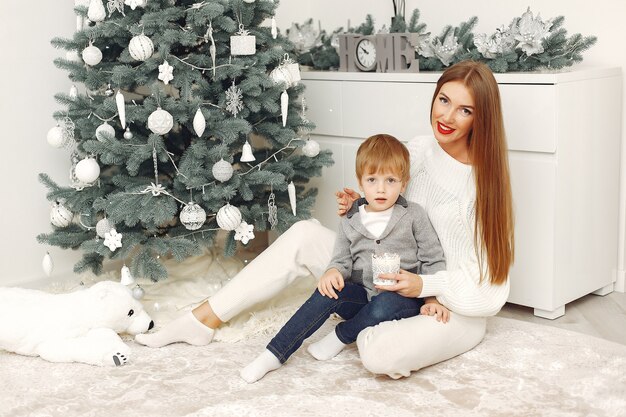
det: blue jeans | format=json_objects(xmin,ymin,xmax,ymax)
[{"xmin": 266, "ymin": 282, "xmax": 424, "ymax": 363}]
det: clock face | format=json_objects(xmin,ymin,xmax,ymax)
[{"xmin": 355, "ymin": 38, "xmax": 377, "ymax": 71}]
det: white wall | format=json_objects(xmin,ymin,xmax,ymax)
[{"xmin": 0, "ymin": 1, "xmax": 623, "ymax": 287}]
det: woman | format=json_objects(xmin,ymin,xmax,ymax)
[{"xmin": 136, "ymin": 60, "xmax": 515, "ymax": 379}]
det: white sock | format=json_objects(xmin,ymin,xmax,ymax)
[
  {"xmin": 307, "ymin": 329, "xmax": 347, "ymax": 361},
  {"xmin": 240, "ymin": 349, "xmax": 282, "ymax": 384},
  {"xmin": 134, "ymin": 312, "xmax": 214, "ymax": 348}
]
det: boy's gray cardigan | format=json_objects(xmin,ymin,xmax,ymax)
[{"xmin": 326, "ymin": 196, "xmax": 446, "ymax": 299}]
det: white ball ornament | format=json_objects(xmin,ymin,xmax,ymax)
[
  {"xmin": 95, "ymin": 122, "xmax": 115, "ymax": 141},
  {"xmin": 47, "ymin": 125, "xmax": 66, "ymax": 148},
  {"xmin": 216, "ymin": 204, "xmax": 242, "ymax": 231},
  {"xmin": 132, "ymin": 284, "xmax": 145, "ymax": 300},
  {"xmin": 75, "ymin": 157, "xmax": 101, "ymax": 183},
  {"xmin": 302, "ymin": 139, "xmax": 320, "ymax": 157},
  {"xmin": 50, "ymin": 202, "xmax": 73, "ymax": 228},
  {"xmin": 148, "ymin": 107, "xmax": 174, "ymax": 135},
  {"xmin": 123, "ymin": 127, "xmax": 133, "ymax": 139},
  {"xmin": 180, "ymin": 202, "xmax": 207, "ymax": 231},
  {"xmin": 128, "ymin": 34, "xmax": 154, "ymax": 61},
  {"xmin": 96, "ymin": 217, "xmax": 114, "ymax": 238},
  {"xmin": 212, "ymin": 159, "xmax": 234, "ymax": 182},
  {"xmin": 82, "ymin": 43, "xmax": 103, "ymax": 66}
]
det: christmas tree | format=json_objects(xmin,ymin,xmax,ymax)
[{"xmin": 39, "ymin": 0, "xmax": 333, "ymax": 281}]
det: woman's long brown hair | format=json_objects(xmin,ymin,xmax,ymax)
[{"xmin": 431, "ymin": 61, "xmax": 514, "ymax": 285}]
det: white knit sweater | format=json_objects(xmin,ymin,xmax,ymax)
[{"xmin": 404, "ymin": 135, "xmax": 510, "ymax": 317}]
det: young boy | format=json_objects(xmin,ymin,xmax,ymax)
[{"xmin": 240, "ymin": 134, "xmax": 448, "ymax": 383}]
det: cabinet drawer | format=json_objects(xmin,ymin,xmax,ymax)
[
  {"xmin": 341, "ymin": 81, "xmax": 434, "ymax": 140},
  {"xmin": 500, "ymin": 84, "xmax": 557, "ymax": 153}
]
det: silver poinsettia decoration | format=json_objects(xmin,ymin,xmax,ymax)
[
  {"xmin": 432, "ymin": 32, "xmax": 459, "ymax": 66},
  {"xmin": 512, "ymin": 7, "xmax": 553, "ymax": 56},
  {"xmin": 474, "ymin": 26, "xmax": 516, "ymax": 59}
]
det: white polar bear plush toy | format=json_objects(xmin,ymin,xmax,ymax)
[{"xmin": 0, "ymin": 280, "xmax": 153, "ymax": 367}]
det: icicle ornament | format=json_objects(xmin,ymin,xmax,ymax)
[
  {"xmin": 288, "ymin": 181, "xmax": 297, "ymax": 216},
  {"xmin": 280, "ymin": 90, "xmax": 288, "ymax": 127},
  {"xmin": 116, "ymin": 90, "xmax": 126, "ymax": 128},
  {"xmin": 42, "ymin": 252, "xmax": 54, "ymax": 277}
]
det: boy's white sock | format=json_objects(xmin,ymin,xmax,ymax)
[
  {"xmin": 307, "ymin": 329, "xmax": 347, "ymax": 360},
  {"xmin": 134, "ymin": 312, "xmax": 214, "ymax": 348},
  {"xmin": 240, "ymin": 349, "xmax": 282, "ymax": 383}
]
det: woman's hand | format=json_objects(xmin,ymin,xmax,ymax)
[
  {"xmin": 420, "ymin": 301, "xmax": 450, "ymax": 323},
  {"xmin": 336, "ymin": 188, "xmax": 361, "ymax": 216},
  {"xmin": 318, "ymin": 268, "xmax": 345, "ymax": 299},
  {"xmin": 375, "ymin": 269, "xmax": 423, "ymax": 298}
]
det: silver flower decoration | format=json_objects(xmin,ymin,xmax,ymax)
[
  {"xmin": 512, "ymin": 8, "xmax": 553, "ymax": 56},
  {"xmin": 474, "ymin": 26, "xmax": 516, "ymax": 59},
  {"xmin": 432, "ymin": 32, "xmax": 459, "ymax": 66}
]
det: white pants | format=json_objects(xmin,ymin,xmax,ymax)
[{"xmin": 209, "ymin": 220, "xmax": 487, "ymax": 378}]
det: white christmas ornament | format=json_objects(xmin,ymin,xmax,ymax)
[
  {"xmin": 225, "ymin": 82, "xmax": 244, "ymax": 117},
  {"xmin": 158, "ymin": 60, "xmax": 174, "ymax": 84},
  {"xmin": 88, "ymin": 0, "xmax": 107, "ymax": 22},
  {"xmin": 42, "ymin": 252, "xmax": 54, "ymax": 277},
  {"xmin": 230, "ymin": 24, "xmax": 256, "ymax": 56},
  {"xmin": 132, "ymin": 284, "xmax": 145, "ymax": 300},
  {"xmin": 147, "ymin": 107, "xmax": 174, "ymax": 135},
  {"xmin": 193, "ymin": 108, "xmax": 206, "ymax": 137},
  {"xmin": 96, "ymin": 121, "xmax": 115, "ymax": 141},
  {"xmin": 82, "ymin": 43, "xmax": 103, "ymax": 66},
  {"xmin": 96, "ymin": 217, "xmax": 114, "ymax": 238},
  {"xmin": 216, "ymin": 204, "xmax": 242, "ymax": 231},
  {"xmin": 179, "ymin": 202, "xmax": 207, "ymax": 231},
  {"xmin": 69, "ymin": 85, "xmax": 78, "ymax": 100},
  {"xmin": 104, "ymin": 228, "xmax": 123, "ymax": 251},
  {"xmin": 47, "ymin": 125, "xmax": 66, "ymax": 148},
  {"xmin": 271, "ymin": 17, "xmax": 277, "ymax": 39},
  {"xmin": 50, "ymin": 202, "xmax": 73, "ymax": 228},
  {"xmin": 124, "ymin": 0, "xmax": 147, "ymax": 10},
  {"xmin": 212, "ymin": 159, "xmax": 233, "ymax": 182},
  {"xmin": 116, "ymin": 90, "xmax": 126, "ymax": 128},
  {"xmin": 120, "ymin": 264, "xmax": 135, "ymax": 286},
  {"xmin": 280, "ymin": 90, "xmax": 288, "ymax": 127},
  {"xmin": 234, "ymin": 221, "xmax": 255, "ymax": 244},
  {"xmin": 75, "ymin": 157, "xmax": 101, "ymax": 183},
  {"xmin": 288, "ymin": 181, "xmax": 297, "ymax": 216},
  {"xmin": 240, "ymin": 141, "xmax": 256, "ymax": 162},
  {"xmin": 128, "ymin": 34, "xmax": 154, "ymax": 61},
  {"xmin": 123, "ymin": 127, "xmax": 133, "ymax": 139},
  {"xmin": 302, "ymin": 139, "xmax": 320, "ymax": 157},
  {"xmin": 269, "ymin": 65, "xmax": 292, "ymax": 87},
  {"xmin": 243, "ymin": 0, "xmax": 255, "ymax": 3}
]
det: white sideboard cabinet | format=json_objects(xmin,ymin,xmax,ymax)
[{"xmin": 302, "ymin": 68, "xmax": 622, "ymax": 319}]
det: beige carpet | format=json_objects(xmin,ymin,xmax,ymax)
[{"xmin": 2, "ymin": 253, "xmax": 626, "ymax": 416}]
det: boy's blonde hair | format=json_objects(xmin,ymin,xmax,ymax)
[{"xmin": 355, "ymin": 134, "xmax": 410, "ymax": 184}]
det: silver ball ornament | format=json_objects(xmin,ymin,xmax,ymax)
[
  {"xmin": 302, "ymin": 139, "xmax": 320, "ymax": 157},
  {"xmin": 147, "ymin": 107, "xmax": 174, "ymax": 135},
  {"xmin": 179, "ymin": 202, "xmax": 207, "ymax": 231},
  {"xmin": 132, "ymin": 285, "xmax": 145, "ymax": 300},
  {"xmin": 212, "ymin": 159, "xmax": 234, "ymax": 182},
  {"xmin": 50, "ymin": 202, "xmax": 73, "ymax": 228},
  {"xmin": 96, "ymin": 122, "xmax": 115, "ymax": 141},
  {"xmin": 216, "ymin": 204, "xmax": 242, "ymax": 231},
  {"xmin": 96, "ymin": 218, "xmax": 114, "ymax": 238},
  {"xmin": 82, "ymin": 44, "xmax": 103, "ymax": 66},
  {"xmin": 123, "ymin": 127, "xmax": 133, "ymax": 139}
]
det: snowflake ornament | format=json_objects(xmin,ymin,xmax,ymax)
[
  {"xmin": 104, "ymin": 228, "xmax": 123, "ymax": 252},
  {"xmin": 234, "ymin": 221, "xmax": 255, "ymax": 245},
  {"xmin": 225, "ymin": 81, "xmax": 244, "ymax": 117},
  {"xmin": 158, "ymin": 60, "xmax": 174, "ymax": 84},
  {"xmin": 513, "ymin": 8, "xmax": 553, "ymax": 56}
]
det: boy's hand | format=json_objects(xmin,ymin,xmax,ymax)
[
  {"xmin": 318, "ymin": 268, "xmax": 345, "ymax": 299},
  {"xmin": 336, "ymin": 188, "xmax": 361, "ymax": 216},
  {"xmin": 420, "ymin": 300, "xmax": 450, "ymax": 323}
]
